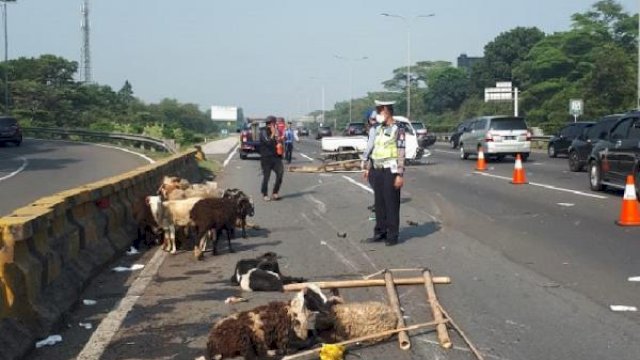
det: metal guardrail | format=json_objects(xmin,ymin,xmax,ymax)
[{"xmin": 23, "ymin": 127, "xmax": 177, "ymax": 153}]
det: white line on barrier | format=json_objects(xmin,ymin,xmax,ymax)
[
  {"xmin": 223, "ymin": 144, "xmax": 239, "ymax": 168},
  {"xmin": 76, "ymin": 248, "xmax": 167, "ymax": 360},
  {"xmin": 342, "ymin": 175, "xmax": 373, "ymax": 194},
  {"xmin": 474, "ymin": 172, "xmax": 608, "ymax": 199},
  {"xmin": 0, "ymin": 156, "xmax": 28, "ymax": 182},
  {"xmin": 299, "ymin": 153, "xmax": 314, "ymax": 161}
]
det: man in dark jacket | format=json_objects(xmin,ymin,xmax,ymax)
[{"xmin": 259, "ymin": 116, "xmax": 284, "ymax": 201}]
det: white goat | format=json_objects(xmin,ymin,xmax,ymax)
[{"xmin": 146, "ymin": 195, "xmax": 202, "ymax": 254}]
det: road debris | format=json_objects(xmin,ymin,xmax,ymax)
[
  {"xmin": 224, "ymin": 296, "xmax": 248, "ymax": 304},
  {"xmin": 79, "ymin": 322, "xmax": 92, "ymax": 329},
  {"xmin": 406, "ymin": 220, "xmax": 419, "ymax": 226},
  {"xmin": 126, "ymin": 247, "xmax": 140, "ymax": 255},
  {"xmin": 337, "ymin": 232, "xmax": 347, "ymax": 238},
  {"xmin": 35, "ymin": 335, "xmax": 62, "ymax": 349},
  {"xmin": 82, "ymin": 299, "xmax": 97, "ymax": 306},
  {"xmin": 112, "ymin": 264, "xmax": 145, "ymax": 272}
]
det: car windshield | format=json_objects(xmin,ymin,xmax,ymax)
[
  {"xmin": 489, "ymin": 118, "xmax": 527, "ymax": 130},
  {"xmin": 0, "ymin": 118, "xmax": 17, "ymax": 126},
  {"xmin": 411, "ymin": 122, "xmax": 425, "ymax": 130}
]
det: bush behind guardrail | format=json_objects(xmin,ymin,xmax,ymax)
[{"xmin": 0, "ymin": 149, "xmax": 201, "ymax": 360}]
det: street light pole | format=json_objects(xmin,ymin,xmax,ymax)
[
  {"xmin": 334, "ymin": 55, "xmax": 368, "ymax": 123},
  {"xmin": 1, "ymin": 0, "xmax": 15, "ymax": 115},
  {"xmin": 381, "ymin": 13, "xmax": 434, "ymax": 120},
  {"xmin": 309, "ymin": 76, "xmax": 327, "ymax": 125}
]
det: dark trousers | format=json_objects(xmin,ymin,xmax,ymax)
[
  {"xmin": 285, "ymin": 143, "xmax": 293, "ymax": 163},
  {"xmin": 261, "ymin": 157, "xmax": 284, "ymax": 196},
  {"xmin": 370, "ymin": 168, "xmax": 401, "ymax": 241}
]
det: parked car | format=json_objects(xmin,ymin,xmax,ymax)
[
  {"xmin": 343, "ymin": 122, "xmax": 366, "ymax": 136},
  {"xmin": 316, "ymin": 126, "xmax": 332, "ymax": 140},
  {"xmin": 297, "ymin": 127, "xmax": 309, "ymax": 136},
  {"xmin": 548, "ymin": 122, "xmax": 595, "ymax": 158},
  {"xmin": 449, "ymin": 119, "xmax": 474, "ymax": 149},
  {"xmin": 411, "ymin": 121, "xmax": 436, "ymax": 148},
  {"xmin": 588, "ymin": 112, "xmax": 640, "ymax": 193},
  {"xmin": 459, "ymin": 116, "xmax": 531, "ymax": 161},
  {"xmin": 567, "ymin": 115, "xmax": 623, "ymax": 172},
  {"xmin": 0, "ymin": 116, "xmax": 22, "ymax": 146}
]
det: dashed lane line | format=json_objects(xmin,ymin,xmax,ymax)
[
  {"xmin": 341, "ymin": 175, "xmax": 373, "ymax": 194},
  {"xmin": 0, "ymin": 156, "xmax": 28, "ymax": 182},
  {"xmin": 299, "ymin": 153, "xmax": 314, "ymax": 161},
  {"xmin": 223, "ymin": 144, "xmax": 239, "ymax": 167},
  {"xmin": 474, "ymin": 171, "xmax": 608, "ymax": 199}
]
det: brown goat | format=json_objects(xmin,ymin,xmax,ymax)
[{"xmin": 189, "ymin": 197, "xmax": 238, "ymax": 258}]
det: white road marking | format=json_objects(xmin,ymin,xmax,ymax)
[
  {"xmin": 0, "ymin": 156, "xmax": 28, "ymax": 182},
  {"xmin": 93, "ymin": 143, "xmax": 155, "ymax": 164},
  {"xmin": 474, "ymin": 172, "xmax": 607, "ymax": 199},
  {"xmin": 609, "ymin": 305, "xmax": 637, "ymax": 312},
  {"xmin": 223, "ymin": 144, "xmax": 239, "ymax": 168},
  {"xmin": 305, "ymin": 194, "xmax": 327, "ymax": 213},
  {"xmin": 77, "ymin": 248, "xmax": 167, "ymax": 359},
  {"xmin": 628, "ymin": 276, "xmax": 640, "ymax": 282},
  {"xmin": 557, "ymin": 203, "xmax": 575, "ymax": 207},
  {"xmin": 299, "ymin": 153, "xmax": 314, "ymax": 161},
  {"xmin": 341, "ymin": 175, "xmax": 373, "ymax": 194}
]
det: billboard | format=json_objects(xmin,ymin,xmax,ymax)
[{"xmin": 211, "ymin": 106, "xmax": 238, "ymax": 121}]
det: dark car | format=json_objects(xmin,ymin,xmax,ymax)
[
  {"xmin": 548, "ymin": 122, "xmax": 595, "ymax": 158},
  {"xmin": 0, "ymin": 116, "xmax": 22, "ymax": 146},
  {"xmin": 449, "ymin": 119, "xmax": 474, "ymax": 149},
  {"xmin": 298, "ymin": 127, "xmax": 309, "ymax": 136},
  {"xmin": 588, "ymin": 112, "xmax": 640, "ymax": 193},
  {"xmin": 567, "ymin": 115, "xmax": 622, "ymax": 172},
  {"xmin": 412, "ymin": 121, "xmax": 436, "ymax": 148},
  {"xmin": 343, "ymin": 122, "xmax": 365, "ymax": 136},
  {"xmin": 316, "ymin": 126, "xmax": 332, "ymax": 140}
]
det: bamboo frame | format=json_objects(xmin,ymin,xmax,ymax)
[
  {"xmin": 281, "ymin": 320, "xmax": 446, "ymax": 360},
  {"xmin": 384, "ymin": 271, "xmax": 411, "ymax": 350},
  {"xmin": 282, "ymin": 276, "xmax": 451, "ymax": 292},
  {"xmin": 423, "ymin": 269, "xmax": 452, "ymax": 349}
]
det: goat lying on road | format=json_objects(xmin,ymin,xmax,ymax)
[{"xmin": 230, "ymin": 252, "xmax": 306, "ymax": 292}]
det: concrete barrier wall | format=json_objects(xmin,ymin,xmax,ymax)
[{"xmin": 0, "ymin": 150, "xmax": 200, "ymax": 360}]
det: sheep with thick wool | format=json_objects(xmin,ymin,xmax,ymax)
[
  {"xmin": 311, "ymin": 295, "xmax": 398, "ymax": 344},
  {"xmin": 206, "ymin": 288, "xmax": 325, "ymax": 360}
]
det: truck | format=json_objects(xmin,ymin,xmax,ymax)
[
  {"xmin": 320, "ymin": 116, "xmax": 428, "ymax": 162},
  {"xmin": 239, "ymin": 118, "xmax": 265, "ymax": 159}
]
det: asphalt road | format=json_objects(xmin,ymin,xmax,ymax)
[
  {"xmin": 0, "ymin": 139, "xmax": 151, "ymax": 216},
  {"xmin": 26, "ymin": 138, "xmax": 640, "ymax": 360}
]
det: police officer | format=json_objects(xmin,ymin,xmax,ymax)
[{"xmin": 362, "ymin": 100, "xmax": 405, "ymax": 246}]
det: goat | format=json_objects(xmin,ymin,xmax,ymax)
[
  {"xmin": 131, "ymin": 196, "xmax": 163, "ymax": 249},
  {"xmin": 166, "ymin": 182, "xmax": 221, "ymax": 200},
  {"xmin": 206, "ymin": 287, "xmax": 326, "ymax": 360},
  {"xmin": 222, "ymin": 188, "xmax": 255, "ymax": 238},
  {"xmin": 230, "ymin": 252, "xmax": 306, "ymax": 292},
  {"xmin": 146, "ymin": 195, "xmax": 201, "ymax": 254},
  {"xmin": 189, "ymin": 197, "xmax": 238, "ymax": 258}
]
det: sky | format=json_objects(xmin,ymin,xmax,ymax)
[{"xmin": 6, "ymin": 0, "xmax": 638, "ymax": 119}]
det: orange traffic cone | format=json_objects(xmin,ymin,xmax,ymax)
[
  {"xmin": 476, "ymin": 147, "xmax": 487, "ymax": 171},
  {"xmin": 511, "ymin": 154, "xmax": 528, "ymax": 184},
  {"xmin": 616, "ymin": 175, "xmax": 640, "ymax": 226}
]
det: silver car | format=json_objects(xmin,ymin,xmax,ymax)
[{"xmin": 459, "ymin": 116, "xmax": 531, "ymax": 161}]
